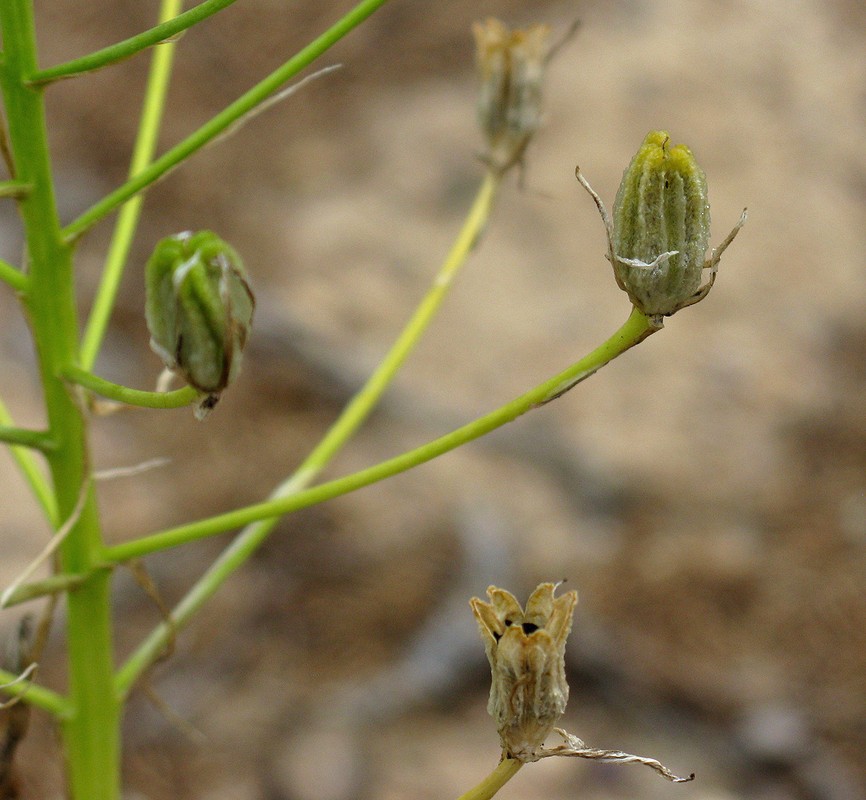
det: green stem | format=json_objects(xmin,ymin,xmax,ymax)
[
  {"xmin": 115, "ymin": 170, "xmax": 500, "ymax": 697},
  {"xmin": 0, "ymin": 395, "xmax": 58, "ymax": 523},
  {"xmin": 60, "ymin": 0, "xmax": 393, "ymax": 243},
  {"xmin": 0, "ymin": 2, "xmax": 119, "ymax": 797},
  {"xmin": 0, "ymin": 179, "xmax": 31, "ymax": 197},
  {"xmin": 0, "ymin": 424, "xmax": 54, "ymax": 450},
  {"xmin": 79, "ymin": 0, "xmax": 183, "ymax": 371},
  {"xmin": 105, "ymin": 308, "xmax": 657, "ymax": 565},
  {"xmin": 27, "ymin": 0, "xmax": 238, "ymax": 85},
  {"xmin": 456, "ymin": 759, "xmax": 522, "ymax": 800},
  {"xmin": 0, "ymin": 667, "xmax": 73, "ymax": 718},
  {"xmin": 289, "ymin": 170, "xmax": 500, "ymax": 489},
  {"xmin": 62, "ymin": 364, "xmax": 198, "ymax": 409},
  {"xmin": 0, "ymin": 256, "xmax": 27, "ymax": 291},
  {"xmin": 0, "ymin": 572, "xmax": 90, "ymax": 607}
]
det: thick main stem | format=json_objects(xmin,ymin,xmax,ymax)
[{"xmin": 0, "ymin": 3, "xmax": 119, "ymax": 798}]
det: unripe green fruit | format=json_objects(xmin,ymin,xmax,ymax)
[
  {"xmin": 145, "ymin": 231, "xmax": 254, "ymax": 408},
  {"xmin": 612, "ymin": 131, "xmax": 711, "ymax": 317}
]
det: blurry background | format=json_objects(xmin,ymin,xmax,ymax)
[{"xmin": 1, "ymin": 0, "xmax": 865, "ymax": 797}]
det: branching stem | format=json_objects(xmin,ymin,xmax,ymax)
[
  {"xmin": 62, "ymin": 364, "xmax": 198, "ymax": 409},
  {"xmin": 0, "ymin": 667, "xmax": 72, "ymax": 718},
  {"xmin": 105, "ymin": 308, "xmax": 657, "ymax": 565},
  {"xmin": 27, "ymin": 0, "xmax": 239, "ymax": 85},
  {"xmin": 60, "ymin": 0, "xmax": 392, "ymax": 242},
  {"xmin": 0, "ymin": 424, "xmax": 54, "ymax": 451}
]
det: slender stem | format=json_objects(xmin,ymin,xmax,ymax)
[
  {"xmin": 0, "ymin": 179, "xmax": 30, "ymax": 196},
  {"xmin": 0, "ymin": 2, "xmax": 119, "ymax": 797},
  {"xmin": 0, "ymin": 571, "xmax": 89, "ymax": 607},
  {"xmin": 115, "ymin": 171, "xmax": 501, "ymax": 697},
  {"xmin": 289, "ymin": 171, "xmax": 500, "ymax": 490},
  {"xmin": 0, "ymin": 255, "xmax": 27, "ymax": 291},
  {"xmin": 60, "ymin": 0, "xmax": 392, "ymax": 243},
  {"xmin": 105, "ymin": 308, "xmax": 657, "ymax": 565},
  {"xmin": 0, "ymin": 395, "xmax": 58, "ymax": 524},
  {"xmin": 79, "ymin": 0, "xmax": 183, "ymax": 371},
  {"xmin": 0, "ymin": 400, "xmax": 60, "ymax": 527},
  {"xmin": 0, "ymin": 667, "xmax": 73, "ymax": 718},
  {"xmin": 62, "ymin": 365, "xmax": 198, "ymax": 409},
  {"xmin": 27, "ymin": 0, "xmax": 238, "ymax": 85},
  {"xmin": 0, "ymin": 424, "xmax": 55, "ymax": 450},
  {"xmin": 456, "ymin": 759, "xmax": 522, "ymax": 800}
]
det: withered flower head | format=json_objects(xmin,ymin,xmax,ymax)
[
  {"xmin": 471, "ymin": 582, "xmax": 578, "ymax": 760},
  {"xmin": 472, "ymin": 18, "xmax": 550, "ymax": 174}
]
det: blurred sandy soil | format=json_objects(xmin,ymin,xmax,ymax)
[{"xmin": 1, "ymin": 0, "xmax": 866, "ymax": 798}]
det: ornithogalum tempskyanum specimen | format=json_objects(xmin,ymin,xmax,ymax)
[
  {"xmin": 577, "ymin": 131, "xmax": 747, "ymax": 319},
  {"xmin": 145, "ymin": 230, "xmax": 255, "ymax": 418}
]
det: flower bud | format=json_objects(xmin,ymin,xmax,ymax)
[
  {"xmin": 471, "ymin": 582, "xmax": 578, "ymax": 761},
  {"xmin": 473, "ymin": 18, "xmax": 550, "ymax": 174},
  {"xmin": 145, "ymin": 231, "xmax": 254, "ymax": 415},
  {"xmin": 610, "ymin": 131, "xmax": 714, "ymax": 316}
]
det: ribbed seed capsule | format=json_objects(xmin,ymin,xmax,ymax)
[
  {"xmin": 612, "ymin": 131, "xmax": 711, "ymax": 317},
  {"xmin": 145, "ymin": 231, "xmax": 254, "ymax": 415}
]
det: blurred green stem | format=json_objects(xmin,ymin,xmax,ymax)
[
  {"xmin": 0, "ymin": 667, "xmax": 72, "ymax": 717},
  {"xmin": 0, "ymin": 424, "xmax": 54, "ymax": 450},
  {"xmin": 28, "ymin": 0, "xmax": 238, "ymax": 85},
  {"xmin": 0, "ymin": 256, "xmax": 27, "ymax": 290},
  {"xmin": 79, "ymin": 0, "xmax": 183, "ymax": 371},
  {"xmin": 0, "ymin": 396, "xmax": 58, "ymax": 523},
  {"xmin": 1, "ymin": 572, "xmax": 89, "ymax": 607}
]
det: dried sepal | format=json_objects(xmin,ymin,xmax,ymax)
[
  {"xmin": 537, "ymin": 728, "xmax": 695, "ymax": 783},
  {"xmin": 472, "ymin": 18, "xmax": 550, "ymax": 175},
  {"xmin": 145, "ymin": 231, "xmax": 255, "ymax": 418},
  {"xmin": 470, "ymin": 582, "xmax": 578, "ymax": 760}
]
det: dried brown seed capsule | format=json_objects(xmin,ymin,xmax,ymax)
[
  {"xmin": 471, "ymin": 582, "xmax": 578, "ymax": 760},
  {"xmin": 473, "ymin": 18, "xmax": 550, "ymax": 174}
]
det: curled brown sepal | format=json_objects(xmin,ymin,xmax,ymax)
[{"xmin": 535, "ymin": 727, "xmax": 695, "ymax": 783}]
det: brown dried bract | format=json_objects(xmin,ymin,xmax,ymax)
[{"xmin": 470, "ymin": 582, "xmax": 577, "ymax": 761}]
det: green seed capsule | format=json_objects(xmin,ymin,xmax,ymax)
[
  {"xmin": 612, "ymin": 131, "xmax": 711, "ymax": 317},
  {"xmin": 145, "ymin": 231, "xmax": 254, "ymax": 410}
]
